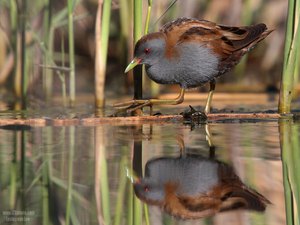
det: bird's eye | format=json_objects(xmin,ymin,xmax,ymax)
[
  {"xmin": 144, "ymin": 185, "xmax": 150, "ymax": 192},
  {"xmin": 144, "ymin": 48, "xmax": 150, "ymax": 54}
]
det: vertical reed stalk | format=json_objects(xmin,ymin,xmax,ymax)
[
  {"xmin": 133, "ymin": 139, "xmax": 143, "ymax": 225},
  {"xmin": 66, "ymin": 126, "xmax": 75, "ymax": 225},
  {"xmin": 279, "ymin": 120, "xmax": 300, "ymax": 225},
  {"xmin": 9, "ymin": 132, "xmax": 18, "ymax": 209},
  {"xmin": 43, "ymin": 0, "xmax": 52, "ymax": 101},
  {"xmin": 133, "ymin": 0, "xmax": 143, "ymax": 100},
  {"xmin": 12, "ymin": 0, "xmax": 22, "ymax": 100},
  {"xmin": 99, "ymin": 137, "xmax": 111, "ymax": 224},
  {"xmin": 42, "ymin": 154, "xmax": 50, "ymax": 225},
  {"xmin": 45, "ymin": 24, "xmax": 54, "ymax": 101},
  {"xmin": 133, "ymin": 196, "xmax": 142, "ymax": 225},
  {"xmin": 43, "ymin": 126, "xmax": 53, "ymax": 225},
  {"xmin": 95, "ymin": 0, "xmax": 112, "ymax": 108},
  {"xmin": 61, "ymin": 32, "xmax": 67, "ymax": 106},
  {"xmin": 127, "ymin": 178, "xmax": 133, "ymax": 225},
  {"xmin": 113, "ymin": 155, "xmax": 128, "ymax": 225},
  {"xmin": 20, "ymin": 0, "xmax": 27, "ymax": 109},
  {"xmin": 144, "ymin": 204, "xmax": 150, "ymax": 225},
  {"xmin": 95, "ymin": 126, "xmax": 110, "ymax": 225},
  {"xmin": 143, "ymin": 0, "xmax": 160, "ymax": 97},
  {"xmin": 119, "ymin": 0, "xmax": 130, "ymax": 64},
  {"xmin": 278, "ymin": 0, "xmax": 300, "ymax": 113},
  {"xmin": 20, "ymin": 130, "xmax": 26, "ymax": 211},
  {"xmin": 144, "ymin": 0, "xmax": 152, "ymax": 34},
  {"xmin": 68, "ymin": 0, "xmax": 76, "ymax": 105}
]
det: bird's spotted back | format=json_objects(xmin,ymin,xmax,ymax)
[{"xmin": 160, "ymin": 17, "xmax": 215, "ymax": 34}]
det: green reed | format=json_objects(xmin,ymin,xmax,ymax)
[
  {"xmin": 143, "ymin": 0, "xmax": 160, "ymax": 97},
  {"xmin": 133, "ymin": 0, "xmax": 143, "ymax": 100},
  {"xmin": 127, "ymin": 180, "xmax": 133, "ymax": 225},
  {"xmin": 94, "ymin": 126, "xmax": 111, "ymax": 225},
  {"xmin": 66, "ymin": 126, "xmax": 75, "ymax": 225},
  {"xmin": 118, "ymin": 0, "xmax": 131, "ymax": 76},
  {"xmin": 46, "ymin": 8, "xmax": 69, "ymax": 105},
  {"xmin": 95, "ymin": 0, "xmax": 112, "ymax": 108},
  {"xmin": 144, "ymin": 0, "xmax": 153, "ymax": 34},
  {"xmin": 113, "ymin": 155, "xmax": 128, "ymax": 225},
  {"xmin": 61, "ymin": 32, "xmax": 67, "ymax": 106},
  {"xmin": 42, "ymin": 147, "xmax": 50, "ymax": 225},
  {"xmin": 10, "ymin": 0, "xmax": 21, "ymax": 102},
  {"xmin": 280, "ymin": 119, "xmax": 300, "ymax": 225},
  {"xmin": 100, "ymin": 142, "xmax": 111, "ymax": 225},
  {"xmin": 278, "ymin": 0, "xmax": 300, "ymax": 114},
  {"xmin": 20, "ymin": 0, "xmax": 27, "ymax": 109},
  {"xmin": 43, "ymin": 0, "xmax": 52, "ymax": 101},
  {"xmin": 68, "ymin": 0, "xmax": 76, "ymax": 105},
  {"xmin": 10, "ymin": 131, "xmax": 18, "ymax": 209}
]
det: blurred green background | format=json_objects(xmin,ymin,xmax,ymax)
[{"xmin": 0, "ymin": 0, "xmax": 293, "ymax": 109}]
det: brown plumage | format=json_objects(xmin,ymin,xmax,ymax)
[
  {"xmin": 134, "ymin": 154, "xmax": 271, "ymax": 219},
  {"xmin": 159, "ymin": 18, "xmax": 272, "ymax": 74},
  {"xmin": 117, "ymin": 17, "xmax": 273, "ymax": 114}
]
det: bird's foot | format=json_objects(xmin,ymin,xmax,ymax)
[
  {"xmin": 113, "ymin": 99, "xmax": 153, "ymax": 116},
  {"xmin": 181, "ymin": 105, "xmax": 207, "ymax": 124},
  {"xmin": 113, "ymin": 99, "xmax": 150, "ymax": 109}
]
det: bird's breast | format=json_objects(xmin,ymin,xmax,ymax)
[{"xmin": 146, "ymin": 44, "xmax": 220, "ymax": 88}]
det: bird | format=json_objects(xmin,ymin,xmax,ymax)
[
  {"xmin": 133, "ymin": 154, "xmax": 270, "ymax": 219},
  {"xmin": 114, "ymin": 17, "xmax": 273, "ymax": 114}
]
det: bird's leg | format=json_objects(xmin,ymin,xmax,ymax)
[
  {"xmin": 176, "ymin": 134, "xmax": 185, "ymax": 157},
  {"xmin": 113, "ymin": 99, "xmax": 150, "ymax": 109},
  {"xmin": 114, "ymin": 88, "xmax": 185, "ymax": 112},
  {"xmin": 204, "ymin": 79, "xmax": 216, "ymax": 114},
  {"xmin": 126, "ymin": 88, "xmax": 185, "ymax": 113},
  {"xmin": 205, "ymin": 124, "xmax": 216, "ymax": 159}
]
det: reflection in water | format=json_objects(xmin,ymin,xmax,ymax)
[
  {"xmin": 279, "ymin": 119, "xmax": 300, "ymax": 225},
  {"xmin": 133, "ymin": 153, "xmax": 270, "ymax": 219},
  {"xmin": 0, "ymin": 120, "xmax": 290, "ymax": 224}
]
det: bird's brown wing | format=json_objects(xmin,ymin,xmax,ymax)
[
  {"xmin": 160, "ymin": 17, "xmax": 216, "ymax": 34},
  {"xmin": 215, "ymin": 23, "xmax": 272, "ymax": 74},
  {"xmin": 176, "ymin": 19, "xmax": 271, "ymax": 56},
  {"xmin": 168, "ymin": 18, "xmax": 272, "ymax": 74},
  {"xmin": 218, "ymin": 185, "xmax": 271, "ymax": 212},
  {"xmin": 160, "ymin": 18, "xmax": 218, "ymax": 58}
]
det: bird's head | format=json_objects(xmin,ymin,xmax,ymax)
[
  {"xmin": 133, "ymin": 177, "xmax": 165, "ymax": 205},
  {"xmin": 125, "ymin": 32, "xmax": 166, "ymax": 73}
]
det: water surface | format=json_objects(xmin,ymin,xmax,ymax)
[{"xmin": 0, "ymin": 118, "xmax": 299, "ymax": 225}]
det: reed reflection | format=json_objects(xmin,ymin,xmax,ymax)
[{"xmin": 132, "ymin": 125, "xmax": 270, "ymax": 219}]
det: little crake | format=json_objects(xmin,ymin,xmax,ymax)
[
  {"xmin": 115, "ymin": 17, "xmax": 272, "ymax": 114},
  {"xmin": 134, "ymin": 155, "xmax": 270, "ymax": 219}
]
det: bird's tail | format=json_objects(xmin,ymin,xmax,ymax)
[{"xmin": 219, "ymin": 184, "xmax": 271, "ymax": 212}]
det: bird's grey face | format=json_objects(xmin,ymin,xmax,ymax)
[
  {"xmin": 124, "ymin": 33, "xmax": 166, "ymax": 73},
  {"xmin": 133, "ymin": 178, "xmax": 165, "ymax": 205},
  {"xmin": 134, "ymin": 38, "xmax": 165, "ymax": 66}
]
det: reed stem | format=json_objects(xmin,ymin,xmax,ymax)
[
  {"xmin": 133, "ymin": 0, "xmax": 143, "ymax": 100},
  {"xmin": 278, "ymin": 0, "xmax": 300, "ymax": 113},
  {"xmin": 144, "ymin": 0, "xmax": 152, "ymax": 34},
  {"xmin": 280, "ymin": 120, "xmax": 300, "ymax": 225},
  {"xmin": 65, "ymin": 126, "xmax": 75, "ymax": 225},
  {"xmin": 113, "ymin": 155, "xmax": 128, "ymax": 225},
  {"xmin": 43, "ymin": 0, "xmax": 52, "ymax": 101},
  {"xmin": 20, "ymin": 0, "xmax": 27, "ymax": 109},
  {"xmin": 68, "ymin": 0, "xmax": 76, "ymax": 105},
  {"xmin": 95, "ymin": 0, "xmax": 112, "ymax": 108}
]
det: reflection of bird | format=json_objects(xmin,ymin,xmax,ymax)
[
  {"xmin": 115, "ymin": 17, "xmax": 272, "ymax": 114},
  {"xmin": 134, "ymin": 155, "xmax": 270, "ymax": 219}
]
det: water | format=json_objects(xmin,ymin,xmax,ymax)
[{"xmin": 0, "ymin": 118, "xmax": 299, "ymax": 225}]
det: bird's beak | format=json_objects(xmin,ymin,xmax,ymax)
[{"xmin": 124, "ymin": 58, "xmax": 142, "ymax": 73}]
